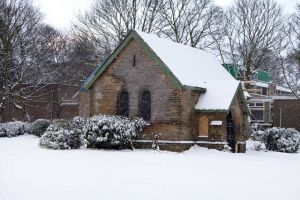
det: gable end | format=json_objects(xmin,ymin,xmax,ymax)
[{"xmin": 81, "ymin": 30, "xmax": 185, "ymax": 91}]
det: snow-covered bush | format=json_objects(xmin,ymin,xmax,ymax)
[
  {"xmin": 252, "ymin": 141, "xmax": 266, "ymax": 151},
  {"xmin": 30, "ymin": 119, "xmax": 51, "ymax": 137},
  {"xmin": 39, "ymin": 115, "xmax": 147, "ymax": 150},
  {"xmin": 222, "ymin": 144, "xmax": 232, "ymax": 152},
  {"xmin": 40, "ymin": 123, "xmax": 82, "ymax": 150},
  {"xmin": 0, "ymin": 121, "xmax": 30, "ymax": 137},
  {"xmin": 251, "ymin": 130, "xmax": 264, "ymax": 141},
  {"xmin": 52, "ymin": 119, "xmax": 68, "ymax": 128},
  {"xmin": 77, "ymin": 115, "xmax": 147, "ymax": 149},
  {"xmin": 262, "ymin": 127, "xmax": 300, "ymax": 153}
]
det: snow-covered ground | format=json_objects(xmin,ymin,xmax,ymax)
[{"xmin": 1, "ymin": 135, "xmax": 300, "ymax": 200}]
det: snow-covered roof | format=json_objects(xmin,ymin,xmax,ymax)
[
  {"xmin": 137, "ymin": 31, "xmax": 240, "ymax": 111},
  {"xmin": 275, "ymin": 86, "xmax": 291, "ymax": 92},
  {"xmin": 195, "ymin": 80, "xmax": 240, "ymax": 111},
  {"xmin": 272, "ymin": 96, "xmax": 297, "ymax": 100},
  {"xmin": 250, "ymin": 81, "xmax": 269, "ymax": 88},
  {"xmin": 136, "ymin": 30, "xmax": 234, "ymax": 88}
]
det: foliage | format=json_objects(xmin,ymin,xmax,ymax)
[
  {"xmin": 39, "ymin": 115, "xmax": 147, "ymax": 150},
  {"xmin": 261, "ymin": 127, "xmax": 300, "ymax": 153},
  {"xmin": 251, "ymin": 130, "xmax": 265, "ymax": 141},
  {"xmin": 40, "ymin": 123, "xmax": 82, "ymax": 150},
  {"xmin": 30, "ymin": 119, "xmax": 51, "ymax": 137},
  {"xmin": 0, "ymin": 121, "xmax": 30, "ymax": 138},
  {"xmin": 252, "ymin": 141, "xmax": 266, "ymax": 151},
  {"xmin": 73, "ymin": 115, "xmax": 147, "ymax": 149}
]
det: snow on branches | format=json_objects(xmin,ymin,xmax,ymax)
[{"xmin": 40, "ymin": 115, "xmax": 148, "ymax": 150}]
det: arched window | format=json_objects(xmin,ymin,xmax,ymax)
[
  {"xmin": 117, "ymin": 90, "xmax": 129, "ymax": 117},
  {"xmin": 139, "ymin": 90, "xmax": 151, "ymax": 121}
]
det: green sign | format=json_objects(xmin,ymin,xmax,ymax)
[
  {"xmin": 222, "ymin": 64, "xmax": 238, "ymax": 78},
  {"xmin": 257, "ymin": 70, "xmax": 270, "ymax": 82}
]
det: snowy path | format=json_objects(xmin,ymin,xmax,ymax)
[{"xmin": 0, "ymin": 135, "xmax": 300, "ymax": 200}]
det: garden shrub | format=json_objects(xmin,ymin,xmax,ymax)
[
  {"xmin": 0, "ymin": 121, "xmax": 29, "ymax": 137},
  {"xmin": 39, "ymin": 115, "xmax": 148, "ymax": 150},
  {"xmin": 252, "ymin": 141, "xmax": 266, "ymax": 151},
  {"xmin": 30, "ymin": 119, "xmax": 51, "ymax": 137},
  {"xmin": 262, "ymin": 127, "xmax": 300, "ymax": 153},
  {"xmin": 82, "ymin": 115, "xmax": 147, "ymax": 149},
  {"xmin": 40, "ymin": 123, "xmax": 82, "ymax": 150}
]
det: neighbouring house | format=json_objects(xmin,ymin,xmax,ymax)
[
  {"xmin": 79, "ymin": 30, "xmax": 249, "ymax": 152},
  {"xmin": 1, "ymin": 84, "xmax": 79, "ymax": 122},
  {"xmin": 223, "ymin": 64, "xmax": 299, "ymax": 130},
  {"xmin": 246, "ymin": 82, "xmax": 295, "ymax": 129}
]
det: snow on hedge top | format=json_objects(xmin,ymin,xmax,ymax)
[
  {"xmin": 136, "ymin": 30, "xmax": 234, "ymax": 87},
  {"xmin": 195, "ymin": 80, "xmax": 240, "ymax": 110},
  {"xmin": 136, "ymin": 30, "xmax": 240, "ymax": 110}
]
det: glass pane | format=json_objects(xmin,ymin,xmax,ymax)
[{"xmin": 251, "ymin": 110, "xmax": 264, "ymax": 121}]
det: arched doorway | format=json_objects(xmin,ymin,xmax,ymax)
[{"xmin": 226, "ymin": 112, "xmax": 235, "ymax": 152}]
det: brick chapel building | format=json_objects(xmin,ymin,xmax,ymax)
[{"xmin": 79, "ymin": 30, "xmax": 249, "ymax": 152}]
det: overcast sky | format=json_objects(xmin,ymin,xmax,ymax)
[{"xmin": 33, "ymin": 0, "xmax": 299, "ymax": 30}]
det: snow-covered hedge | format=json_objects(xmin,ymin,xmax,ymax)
[
  {"xmin": 261, "ymin": 127, "xmax": 300, "ymax": 153},
  {"xmin": 40, "ymin": 115, "xmax": 147, "ymax": 150},
  {"xmin": 80, "ymin": 115, "xmax": 147, "ymax": 149},
  {"xmin": 40, "ymin": 123, "xmax": 82, "ymax": 150},
  {"xmin": 0, "ymin": 121, "xmax": 30, "ymax": 137},
  {"xmin": 30, "ymin": 119, "xmax": 51, "ymax": 137}
]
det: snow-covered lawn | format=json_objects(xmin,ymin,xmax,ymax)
[{"xmin": 1, "ymin": 135, "xmax": 300, "ymax": 200}]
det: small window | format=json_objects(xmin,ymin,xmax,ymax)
[
  {"xmin": 249, "ymin": 103, "xmax": 255, "ymax": 107},
  {"xmin": 133, "ymin": 55, "xmax": 136, "ymax": 67},
  {"xmin": 255, "ymin": 103, "xmax": 264, "ymax": 107},
  {"xmin": 117, "ymin": 90, "xmax": 129, "ymax": 117},
  {"xmin": 139, "ymin": 90, "xmax": 151, "ymax": 121},
  {"xmin": 251, "ymin": 110, "xmax": 264, "ymax": 121}
]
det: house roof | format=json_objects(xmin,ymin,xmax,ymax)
[
  {"xmin": 195, "ymin": 80, "xmax": 240, "ymax": 111},
  {"xmin": 82, "ymin": 30, "xmax": 242, "ymax": 111},
  {"xmin": 136, "ymin": 30, "xmax": 234, "ymax": 88}
]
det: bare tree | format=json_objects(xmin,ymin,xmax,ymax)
[
  {"xmin": 159, "ymin": 0, "xmax": 220, "ymax": 49},
  {"xmin": 212, "ymin": 0, "xmax": 286, "ymax": 81},
  {"xmin": 0, "ymin": 0, "xmax": 45, "ymax": 121},
  {"xmin": 65, "ymin": 36, "xmax": 98, "ymax": 83},
  {"xmin": 283, "ymin": 3, "xmax": 300, "ymax": 98},
  {"xmin": 0, "ymin": 0, "xmax": 73, "ymax": 121},
  {"xmin": 71, "ymin": 0, "xmax": 162, "ymax": 62}
]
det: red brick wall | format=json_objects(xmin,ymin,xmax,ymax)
[{"xmin": 1, "ymin": 84, "xmax": 79, "ymax": 122}]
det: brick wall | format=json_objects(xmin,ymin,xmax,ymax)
[
  {"xmin": 273, "ymin": 99, "xmax": 300, "ymax": 131},
  {"xmin": 79, "ymin": 91, "xmax": 90, "ymax": 117},
  {"xmin": 1, "ymin": 84, "xmax": 79, "ymax": 122},
  {"xmin": 80, "ymin": 39, "xmax": 200, "ymax": 141}
]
